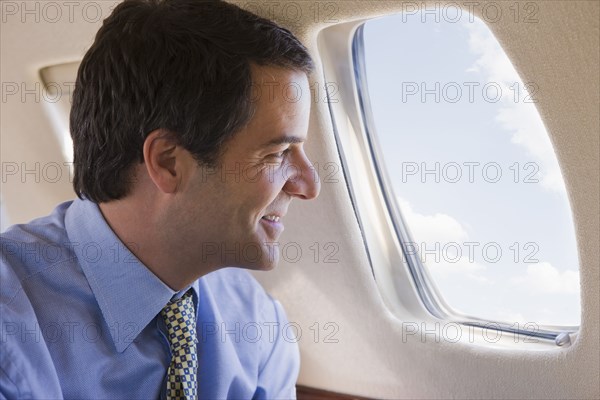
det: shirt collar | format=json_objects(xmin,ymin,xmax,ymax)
[{"xmin": 65, "ymin": 198, "xmax": 199, "ymax": 353}]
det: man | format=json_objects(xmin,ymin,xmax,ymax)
[{"xmin": 0, "ymin": 0, "xmax": 320, "ymax": 398}]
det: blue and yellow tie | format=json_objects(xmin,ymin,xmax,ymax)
[{"xmin": 161, "ymin": 290, "xmax": 198, "ymax": 400}]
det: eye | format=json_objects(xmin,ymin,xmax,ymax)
[{"xmin": 272, "ymin": 148, "xmax": 291, "ymax": 159}]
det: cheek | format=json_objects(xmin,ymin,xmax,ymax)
[
  {"xmin": 248, "ymin": 186, "xmax": 283, "ymax": 219},
  {"xmin": 248, "ymin": 162, "xmax": 291, "ymax": 186},
  {"xmin": 249, "ymin": 165, "xmax": 287, "ymax": 194},
  {"xmin": 228, "ymin": 167, "xmax": 287, "ymax": 222}
]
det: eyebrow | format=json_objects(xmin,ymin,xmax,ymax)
[{"xmin": 260, "ymin": 135, "xmax": 305, "ymax": 148}]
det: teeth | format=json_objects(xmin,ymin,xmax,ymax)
[{"xmin": 263, "ymin": 215, "xmax": 280, "ymax": 222}]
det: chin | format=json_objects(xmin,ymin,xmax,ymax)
[
  {"xmin": 240, "ymin": 260, "xmax": 277, "ymax": 272},
  {"xmin": 256, "ymin": 262, "xmax": 276, "ymax": 272},
  {"xmin": 236, "ymin": 239, "xmax": 280, "ymax": 271}
]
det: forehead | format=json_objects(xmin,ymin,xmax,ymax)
[
  {"xmin": 214, "ymin": 65, "xmax": 311, "ymax": 162},
  {"xmin": 236, "ymin": 65, "xmax": 311, "ymax": 146},
  {"xmin": 249, "ymin": 64, "xmax": 310, "ymax": 114}
]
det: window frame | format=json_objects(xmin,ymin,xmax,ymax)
[{"xmin": 318, "ymin": 18, "xmax": 577, "ymax": 347}]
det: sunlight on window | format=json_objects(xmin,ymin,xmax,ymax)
[{"xmin": 362, "ymin": 8, "xmax": 580, "ymax": 327}]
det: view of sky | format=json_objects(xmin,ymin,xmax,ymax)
[{"xmin": 363, "ymin": 9, "xmax": 580, "ymax": 327}]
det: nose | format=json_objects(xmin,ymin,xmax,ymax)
[{"xmin": 282, "ymin": 152, "xmax": 321, "ymax": 200}]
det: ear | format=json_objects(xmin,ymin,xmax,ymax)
[{"xmin": 143, "ymin": 129, "xmax": 191, "ymax": 194}]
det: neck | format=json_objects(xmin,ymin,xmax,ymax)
[{"xmin": 98, "ymin": 198, "xmax": 218, "ymax": 291}]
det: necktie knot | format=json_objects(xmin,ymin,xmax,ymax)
[{"xmin": 161, "ymin": 290, "xmax": 198, "ymax": 351}]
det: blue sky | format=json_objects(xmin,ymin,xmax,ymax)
[{"xmin": 363, "ymin": 9, "xmax": 580, "ymax": 326}]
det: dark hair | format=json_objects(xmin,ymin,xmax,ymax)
[{"xmin": 70, "ymin": 0, "xmax": 314, "ymax": 202}]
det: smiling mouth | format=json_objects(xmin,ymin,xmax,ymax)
[
  {"xmin": 262, "ymin": 215, "xmax": 281, "ymax": 222},
  {"xmin": 260, "ymin": 214, "xmax": 285, "ymax": 238}
]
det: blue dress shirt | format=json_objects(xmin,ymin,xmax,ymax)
[{"xmin": 0, "ymin": 199, "xmax": 299, "ymax": 399}]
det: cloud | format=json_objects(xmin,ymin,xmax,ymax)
[
  {"xmin": 463, "ymin": 18, "xmax": 566, "ymax": 193},
  {"xmin": 397, "ymin": 197, "xmax": 490, "ymax": 283},
  {"xmin": 495, "ymin": 103, "xmax": 565, "ymax": 191},
  {"xmin": 494, "ymin": 309, "xmax": 528, "ymax": 325},
  {"xmin": 463, "ymin": 20, "xmax": 516, "ymax": 85},
  {"xmin": 427, "ymin": 256, "xmax": 489, "ymax": 280},
  {"xmin": 397, "ymin": 197, "xmax": 468, "ymax": 244},
  {"xmin": 511, "ymin": 262, "xmax": 580, "ymax": 294}
]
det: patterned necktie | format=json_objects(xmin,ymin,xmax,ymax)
[{"xmin": 160, "ymin": 290, "xmax": 198, "ymax": 400}]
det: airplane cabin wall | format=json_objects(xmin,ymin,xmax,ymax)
[{"xmin": 1, "ymin": 0, "xmax": 598, "ymax": 398}]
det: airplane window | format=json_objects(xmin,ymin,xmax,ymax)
[
  {"xmin": 40, "ymin": 62, "xmax": 79, "ymax": 162},
  {"xmin": 356, "ymin": 9, "xmax": 580, "ymax": 328},
  {"xmin": 0, "ymin": 196, "xmax": 9, "ymax": 232}
]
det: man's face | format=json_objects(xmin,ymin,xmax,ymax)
[{"xmin": 177, "ymin": 65, "xmax": 320, "ymax": 271}]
